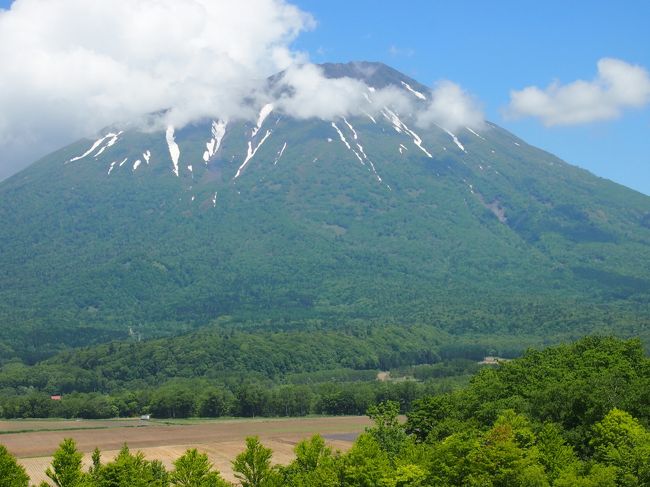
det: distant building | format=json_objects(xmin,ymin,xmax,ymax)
[
  {"xmin": 50, "ymin": 395, "xmax": 62, "ymax": 401},
  {"xmin": 478, "ymin": 356, "xmax": 510, "ymax": 365}
]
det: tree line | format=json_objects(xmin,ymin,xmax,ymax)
[{"xmin": 0, "ymin": 374, "xmax": 468, "ymax": 420}]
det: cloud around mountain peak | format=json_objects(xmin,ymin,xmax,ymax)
[
  {"xmin": 0, "ymin": 0, "xmax": 485, "ymax": 179},
  {"xmin": 416, "ymin": 81, "xmax": 485, "ymax": 132},
  {"xmin": 0, "ymin": 0, "xmax": 314, "ymax": 176}
]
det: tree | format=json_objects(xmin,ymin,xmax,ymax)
[
  {"xmin": 236, "ymin": 383, "xmax": 269, "ymax": 418},
  {"xmin": 232, "ymin": 437, "xmax": 281, "ymax": 487},
  {"xmin": 45, "ymin": 438, "xmax": 85, "ymax": 487},
  {"xmin": 90, "ymin": 447, "xmax": 102, "ymax": 478},
  {"xmin": 536, "ymin": 423, "xmax": 579, "ymax": 482},
  {"xmin": 382, "ymin": 464, "xmax": 427, "ymax": 487},
  {"xmin": 340, "ymin": 434, "xmax": 392, "ymax": 487},
  {"xmin": 366, "ymin": 400, "xmax": 408, "ymax": 461},
  {"xmin": 590, "ymin": 408, "xmax": 650, "ymax": 485},
  {"xmin": 93, "ymin": 444, "xmax": 169, "ymax": 487},
  {"xmin": 405, "ymin": 392, "xmax": 465, "ymax": 442},
  {"xmin": 199, "ymin": 389, "xmax": 234, "ymax": 418},
  {"xmin": 554, "ymin": 463, "xmax": 617, "ymax": 487},
  {"xmin": 281, "ymin": 435, "xmax": 340, "ymax": 487},
  {"xmin": 150, "ymin": 386, "xmax": 196, "ymax": 419},
  {"xmin": 0, "ymin": 445, "xmax": 29, "ymax": 487},
  {"xmin": 170, "ymin": 448, "xmax": 230, "ymax": 487},
  {"xmin": 464, "ymin": 412, "xmax": 549, "ymax": 487},
  {"xmin": 293, "ymin": 435, "xmax": 332, "ymax": 472}
]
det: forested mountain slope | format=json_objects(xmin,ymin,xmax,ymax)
[{"xmin": 0, "ymin": 62, "xmax": 649, "ymax": 362}]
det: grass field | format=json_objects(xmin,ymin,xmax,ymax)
[{"xmin": 0, "ymin": 416, "xmax": 371, "ymax": 484}]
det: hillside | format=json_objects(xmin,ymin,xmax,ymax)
[{"xmin": 0, "ymin": 62, "xmax": 649, "ymax": 363}]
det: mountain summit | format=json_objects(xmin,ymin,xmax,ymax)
[{"xmin": 1, "ymin": 62, "xmax": 649, "ymax": 362}]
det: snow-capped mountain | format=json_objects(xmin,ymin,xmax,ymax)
[{"xmin": 1, "ymin": 62, "xmax": 649, "ymax": 362}]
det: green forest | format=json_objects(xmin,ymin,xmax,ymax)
[
  {"xmin": 2, "ymin": 313, "xmax": 648, "ymax": 421},
  {"xmin": 1, "ymin": 336, "xmax": 649, "ymax": 486}
]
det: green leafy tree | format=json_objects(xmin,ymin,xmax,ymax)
[
  {"xmin": 380, "ymin": 464, "xmax": 426, "ymax": 487},
  {"xmin": 0, "ymin": 445, "xmax": 29, "ymax": 487},
  {"xmin": 554, "ymin": 463, "xmax": 617, "ymax": 487},
  {"xmin": 199, "ymin": 389, "xmax": 234, "ymax": 417},
  {"xmin": 590, "ymin": 408, "xmax": 650, "ymax": 485},
  {"xmin": 89, "ymin": 447, "xmax": 102, "ymax": 479},
  {"xmin": 341, "ymin": 434, "xmax": 392, "ymax": 487},
  {"xmin": 405, "ymin": 392, "xmax": 466, "ymax": 442},
  {"xmin": 280, "ymin": 435, "xmax": 340, "ymax": 487},
  {"xmin": 232, "ymin": 437, "xmax": 281, "ymax": 487},
  {"xmin": 45, "ymin": 438, "xmax": 85, "ymax": 487},
  {"xmin": 366, "ymin": 400, "xmax": 408, "ymax": 461},
  {"xmin": 170, "ymin": 448, "xmax": 230, "ymax": 487},
  {"xmin": 93, "ymin": 444, "xmax": 169, "ymax": 487},
  {"xmin": 535, "ymin": 423, "xmax": 579, "ymax": 482},
  {"xmin": 465, "ymin": 412, "xmax": 549, "ymax": 487}
]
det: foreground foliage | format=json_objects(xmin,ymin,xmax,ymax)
[{"xmin": 2, "ymin": 336, "xmax": 648, "ymax": 486}]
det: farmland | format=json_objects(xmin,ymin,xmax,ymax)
[{"xmin": 0, "ymin": 416, "xmax": 371, "ymax": 484}]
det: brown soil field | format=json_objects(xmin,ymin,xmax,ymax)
[
  {"xmin": 2, "ymin": 416, "xmax": 371, "ymax": 485},
  {"xmin": 0, "ymin": 418, "xmax": 144, "ymax": 433}
]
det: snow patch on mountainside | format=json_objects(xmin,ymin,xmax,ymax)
[
  {"xmin": 94, "ymin": 132, "xmax": 122, "ymax": 158},
  {"xmin": 343, "ymin": 118, "xmax": 358, "ymax": 139},
  {"xmin": 332, "ymin": 122, "xmax": 365, "ymax": 164},
  {"xmin": 466, "ymin": 127, "xmax": 485, "ymax": 140},
  {"xmin": 356, "ymin": 141, "xmax": 382, "ymax": 183},
  {"xmin": 444, "ymin": 129, "xmax": 467, "ymax": 153},
  {"xmin": 274, "ymin": 142, "xmax": 287, "ymax": 165},
  {"xmin": 331, "ymin": 122, "xmax": 351, "ymax": 150},
  {"xmin": 234, "ymin": 129, "xmax": 272, "ymax": 179},
  {"xmin": 203, "ymin": 120, "xmax": 227, "ymax": 163},
  {"xmin": 332, "ymin": 121, "xmax": 385, "ymax": 183},
  {"xmin": 67, "ymin": 131, "xmax": 123, "ymax": 163},
  {"xmin": 252, "ymin": 104, "xmax": 273, "ymax": 137},
  {"xmin": 382, "ymin": 108, "xmax": 433, "ymax": 158},
  {"xmin": 166, "ymin": 126, "xmax": 180, "ymax": 177},
  {"xmin": 68, "ymin": 136, "xmax": 109, "ymax": 163},
  {"xmin": 401, "ymin": 81, "xmax": 427, "ymax": 100}
]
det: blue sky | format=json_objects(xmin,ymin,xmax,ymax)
[{"xmin": 1, "ymin": 0, "xmax": 648, "ymax": 194}]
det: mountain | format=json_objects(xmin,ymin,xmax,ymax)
[{"xmin": 1, "ymin": 61, "xmax": 649, "ymax": 363}]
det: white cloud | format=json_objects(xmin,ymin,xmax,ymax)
[
  {"xmin": 272, "ymin": 64, "xmax": 413, "ymax": 120},
  {"xmin": 416, "ymin": 80, "xmax": 484, "ymax": 131},
  {"xmin": 507, "ymin": 58, "xmax": 650, "ymax": 126},
  {"xmin": 272, "ymin": 65, "xmax": 483, "ymax": 130},
  {"xmin": 273, "ymin": 64, "xmax": 372, "ymax": 120},
  {"xmin": 0, "ymin": 0, "xmax": 314, "ymax": 176}
]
